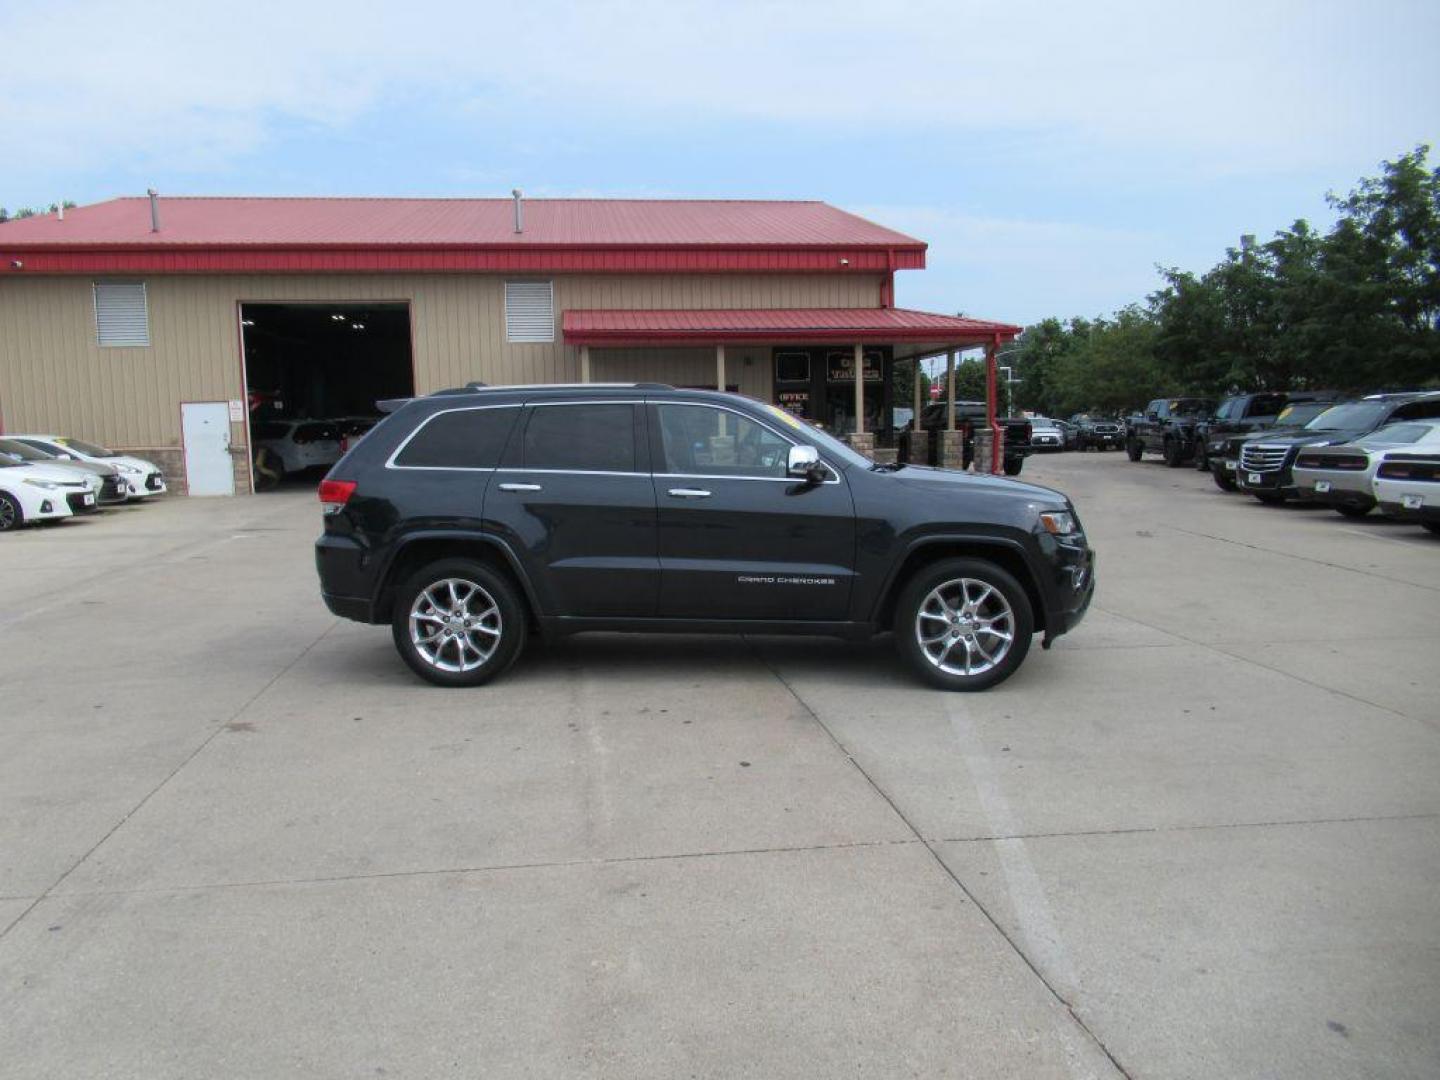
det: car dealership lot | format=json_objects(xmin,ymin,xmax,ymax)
[{"xmin": 1, "ymin": 454, "xmax": 1437, "ymax": 1079}]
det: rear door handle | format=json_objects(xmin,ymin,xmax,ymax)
[
  {"xmin": 498, "ymin": 482, "xmax": 543, "ymax": 492},
  {"xmin": 667, "ymin": 488, "xmax": 712, "ymax": 499}
]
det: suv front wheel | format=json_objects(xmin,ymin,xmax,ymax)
[
  {"xmin": 391, "ymin": 558, "xmax": 525, "ymax": 687},
  {"xmin": 895, "ymin": 558, "xmax": 1034, "ymax": 691}
]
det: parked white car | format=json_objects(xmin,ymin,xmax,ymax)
[
  {"xmin": 9, "ymin": 435, "xmax": 167, "ymax": 500},
  {"xmin": 1372, "ymin": 449, "xmax": 1440, "ymax": 535},
  {"xmin": 0, "ymin": 459, "xmax": 101, "ymax": 531},
  {"xmin": 252, "ymin": 420, "xmax": 343, "ymax": 475},
  {"xmin": 1292, "ymin": 420, "xmax": 1440, "ymax": 518},
  {"xmin": 1029, "ymin": 418, "xmax": 1065, "ymax": 452}
]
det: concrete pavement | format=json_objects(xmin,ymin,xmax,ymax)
[{"xmin": 1, "ymin": 453, "xmax": 1436, "ymax": 1078}]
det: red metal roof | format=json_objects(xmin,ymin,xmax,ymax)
[
  {"xmin": 0, "ymin": 197, "xmax": 925, "ymax": 276},
  {"xmin": 563, "ymin": 308, "xmax": 1021, "ymax": 347}
]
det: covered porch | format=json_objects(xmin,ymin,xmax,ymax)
[{"xmin": 562, "ymin": 307, "xmax": 1022, "ymax": 465}]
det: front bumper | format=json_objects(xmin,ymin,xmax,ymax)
[
  {"xmin": 64, "ymin": 489, "xmax": 100, "ymax": 515},
  {"xmin": 1374, "ymin": 479, "xmax": 1440, "ymax": 522},
  {"xmin": 1293, "ymin": 467, "xmax": 1375, "ymax": 509},
  {"xmin": 124, "ymin": 471, "xmax": 167, "ymax": 498},
  {"xmin": 1042, "ymin": 539, "xmax": 1095, "ymax": 647},
  {"xmin": 1236, "ymin": 468, "xmax": 1296, "ymax": 497}
]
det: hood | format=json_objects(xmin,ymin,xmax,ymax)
[
  {"xmin": 1244, "ymin": 428, "xmax": 1367, "ymax": 451},
  {"xmin": 106, "ymin": 454, "xmax": 161, "ymax": 473},
  {"xmin": 1, "ymin": 463, "xmax": 96, "ymax": 486},
  {"xmin": 889, "ymin": 465, "xmax": 1066, "ymax": 504}
]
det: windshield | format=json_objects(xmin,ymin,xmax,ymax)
[
  {"xmin": 1169, "ymin": 399, "xmax": 1216, "ymax": 417},
  {"xmin": 55, "ymin": 437, "xmax": 117, "ymax": 457},
  {"xmin": 1031, "ymin": 418, "xmax": 1059, "ymax": 429},
  {"xmin": 1275, "ymin": 402, "xmax": 1331, "ymax": 426},
  {"xmin": 761, "ymin": 405, "xmax": 873, "ymax": 469},
  {"xmin": 1213, "ymin": 397, "xmax": 1242, "ymax": 420},
  {"xmin": 1366, "ymin": 423, "xmax": 1431, "ymax": 444},
  {"xmin": 0, "ymin": 438, "xmax": 52, "ymax": 462},
  {"xmin": 1305, "ymin": 401, "xmax": 1389, "ymax": 431}
]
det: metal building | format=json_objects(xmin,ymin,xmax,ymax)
[{"xmin": 0, "ymin": 193, "xmax": 1018, "ymax": 493}]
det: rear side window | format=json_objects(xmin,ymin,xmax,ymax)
[
  {"xmin": 1392, "ymin": 399, "xmax": 1440, "ymax": 422},
  {"xmin": 1247, "ymin": 394, "xmax": 1286, "ymax": 418},
  {"xmin": 521, "ymin": 404, "xmax": 635, "ymax": 472},
  {"xmin": 394, "ymin": 407, "xmax": 520, "ymax": 469}
]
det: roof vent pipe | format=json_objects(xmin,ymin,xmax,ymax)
[
  {"xmin": 512, "ymin": 188, "xmax": 523, "ymax": 234},
  {"xmin": 148, "ymin": 188, "xmax": 160, "ymax": 233},
  {"xmin": 57, "ymin": 203, "xmax": 64, "ymax": 221}
]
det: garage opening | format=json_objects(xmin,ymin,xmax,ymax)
[{"xmin": 241, "ymin": 302, "xmax": 413, "ymax": 490}]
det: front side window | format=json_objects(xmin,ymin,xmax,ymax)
[
  {"xmin": 656, "ymin": 404, "xmax": 793, "ymax": 478},
  {"xmin": 521, "ymin": 404, "xmax": 635, "ymax": 472},
  {"xmin": 394, "ymin": 407, "xmax": 520, "ymax": 469}
]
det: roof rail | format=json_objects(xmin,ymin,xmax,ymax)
[{"xmin": 428, "ymin": 381, "xmax": 675, "ymax": 395}]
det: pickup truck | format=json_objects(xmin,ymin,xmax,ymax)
[
  {"xmin": 1194, "ymin": 391, "xmax": 1335, "ymax": 470},
  {"xmin": 1125, "ymin": 397, "xmax": 1217, "ymax": 467},
  {"xmin": 919, "ymin": 401, "xmax": 1033, "ymax": 475}
]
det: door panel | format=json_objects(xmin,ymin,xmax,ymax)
[
  {"xmin": 648, "ymin": 403, "xmax": 855, "ymax": 620},
  {"xmin": 483, "ymin": 403, "xmax": 657, "ymax": 617},
  {"xmin": 181, "ymin": 402, "xmax": 234, "ymax": 496}
]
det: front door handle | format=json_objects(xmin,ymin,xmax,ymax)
[
  {"xmin": 667, "ymin": 488, "xmax": 712, "ymax": 499},
  {"xmin": 498, "ymin": 482, "xmax": 543, "ymax": 492}
]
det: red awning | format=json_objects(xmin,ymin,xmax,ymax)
[{"xmin": 563, "ymin": 308, "xmax": 1020, "ymax": 348}]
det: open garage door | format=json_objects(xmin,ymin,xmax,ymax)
[{"xmin": 241, "ymin": 302, "xmax": 414, "ymax": 490}]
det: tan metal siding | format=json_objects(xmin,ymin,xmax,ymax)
[{"xmin": 0, "ymin": 271, "xmax": 880, "ymax": 455}]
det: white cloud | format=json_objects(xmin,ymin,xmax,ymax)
[{"xmin": 1, "ymin": 0, "xmax": 1436, "ymax": 184}]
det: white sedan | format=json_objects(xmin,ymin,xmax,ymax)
[
  {"xmin": 9, "ymin": 435, "xmax": 167, "ymax": 500},
  {"xmin": 252, "ymin": 420, "xmax": 343, "ymax": 476},
  {"xmin": 0, "ymin": 459, "xmax": 101, "ymax": 531}
]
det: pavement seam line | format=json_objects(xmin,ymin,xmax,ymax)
[
  {"xmin": 43, "ymin": 839, "xmax": 924, "ymax": 899},
  {"xmin": 1161, "ymin": 522, "xmax": 1440, "ymax": 593},
  {"xmin": 0, "ymin": 618, "xmax": 339, "ymax": 944},
  {"xmin": 745, "ymin": 638, "xmax": 1135, "ymax": 1080},
  {"xmin": 1093, "ymin": 602, "xmax": 1440, "ymax": 735},
  {"xmin": 934, "ymin": 811, "xmax": 1440, "ymax": 845}
]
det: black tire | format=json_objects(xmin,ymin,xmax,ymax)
[
  {"xmin": 894, "ymin": 558, "xmax": 1034, "ymax": 691},
  {"xmin": 0, "ymin": 492, "xmax": 23, "ymax": 531},
  {"xmin": 390, "ymin": 558, "xmax": 526, "ymax": 687},
  {"xmin": 1423, "ymin": 522, "xmax": 1440, "ymax": 536},
  {"xmin": 1162, "ymin": 439, "xmax": 1185, "ymax": 468},
  {"xmin": 1212, "ymin": 468, "xmax": 1238, "ymax": 492},
  {"xmin": 1126, "ymin": 438, "xmax": 1143, "ymax": 462},
  {"xmin": 1003, "ymin": 457, "xmax": 1024, "ymax": 476},
  {"xmin": 1335, "ymin": 502, "xmax": 1373, "ymax": 519},
  {"xmin": 1252, "ymin": 492, "xmax": 1286, "ymax": 505},
  {"xmin": 1194, "ymin": 447, "xmax": 1209, "ymax": 471}
]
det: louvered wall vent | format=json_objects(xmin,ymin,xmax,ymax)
[
  {"xmin": 93, "ymin": 281, "xmax": 151, "ymax": 347},
  {"xmin": 504, "ymin": 281, "xmax": 554, "ymax": 343}
]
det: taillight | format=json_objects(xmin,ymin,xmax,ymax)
[{"xmin": 318, "ymin": 479, "xmax": 357, "ymax": 515}]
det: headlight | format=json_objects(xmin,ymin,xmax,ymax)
[
  {"xmin": 1038, "ymin": 510, "xmax": 1079, "ymax": 536},
  {"xmin": 115, "ymin": 463, "xmax": 143, "ymax": 475},
  {"xmin": 24, "ymin": 479, "xmax": 61, "ymax": 490}
]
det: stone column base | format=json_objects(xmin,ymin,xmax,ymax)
[
  {"xmin": 974, "ymin": 429, "xmax": 996, "ymax": 474},
  {"xmin": 847, "ymin": 432, "xmax": 876, "ymax": 457},
  {"xmin": 871, "ymin": 447, "xmax": 898, "ymax": 465},
  {"xmin": 937, "ymin": 429, "xmax": 965, "ymax": 470},
  {"xmin": 903, "ymin": 428, "xmax": 931, "ymax": 465}
]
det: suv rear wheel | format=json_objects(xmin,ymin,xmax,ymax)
[
  {"xmin": 391, "ymin": 558, "xmax": 525, "ymax": 687},
  {"xmin": 895, "ymin": 558, "xmax": 1034, "ymax": 691},
  {"xmin": 1163, "ymin": 439, "xmax": 1185, "ymax": 468},
  {"xmin": 1126, "ymin": 438, "xmax": 1143, "ymax": 461}
]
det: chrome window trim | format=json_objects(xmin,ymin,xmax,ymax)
[
  {"xmin": 651, "ymin": 401, "xmax": 842, "ymax": 484},
  {"xmin": 494, "ymin": 467, "xmax": 649, "ymax": 478},
  {"xmin": 385, "ymin": 403, "xmax": 521, "ymax": 472}
]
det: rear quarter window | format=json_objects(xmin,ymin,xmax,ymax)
[
  {"xmin": 393, "ymin": 407, "xmax": 521, "ymax": 469},
  {"xmin": 521, "ymin": 403, "xmax": 636, "ymax": 472}
]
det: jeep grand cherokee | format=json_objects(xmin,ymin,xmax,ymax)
[{"xmin": 315, "ymin": 384, "xmax": 1095, "ymax": 691}]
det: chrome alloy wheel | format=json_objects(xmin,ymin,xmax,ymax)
[
  {"xmin": 0, "ymin": 497, "xmax": 16, "ymax": 531},
  {"xmin": 915, "ymin": 577, "xmax": 1016, "ymax": 678},
  {"xmin": 408, "ymin": 577, "xmax": 503, "ymax": 673}
]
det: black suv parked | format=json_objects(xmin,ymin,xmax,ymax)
[
  {"xmin": 1207, "ymin": 399, "xmax": 1339, "ymax": 491},
  {"xmin": 1235, "ymin": 392, "xmax": 1440, "ymax": 503},
  {"xmin": 316, "ymin": 385, "xmax": 1094, "ymax": 691},
  {"xmin": 1126, "ymin": 398, "xmax": 1217, "ymax": 466}
]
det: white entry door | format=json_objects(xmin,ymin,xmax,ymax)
[{"xmin": 181, "ymin": 402, "xmax": 234, "ymax": 496}]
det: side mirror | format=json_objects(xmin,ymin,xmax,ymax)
[{"xmin": 787, "ymin": 444, "xmax": 824, "ymax": 482}]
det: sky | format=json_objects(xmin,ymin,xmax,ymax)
[{"xmin": 2, "ymin": 0, "xmax": 1437, "ymax": 327}]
